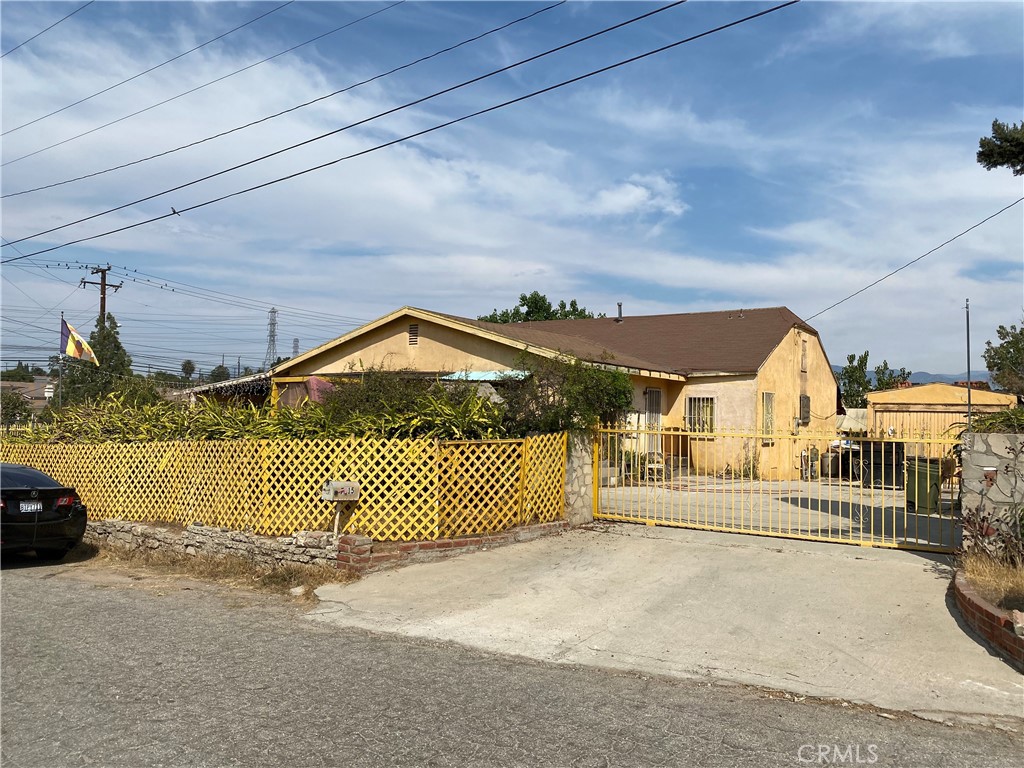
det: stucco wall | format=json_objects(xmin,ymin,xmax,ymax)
[{"xmin": 289, "ymin": 318, "xmax": 527, "ymax": 376}]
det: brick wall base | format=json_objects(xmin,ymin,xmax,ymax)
[
  {"xmin": 337, "ymin": 521, "xmax": 570, "ymax": 573},
  {"xmin": 952, "ymin": 571, "xmax": 1024, "ymax": 673}
]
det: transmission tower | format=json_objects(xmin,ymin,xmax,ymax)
[
  {"xmin": 263, "ymin": 308, "xmax": 278, "ymax": 370},
  {"xmin": 292, "ymin": 338, "xmax": 299, "ymax": 357}
]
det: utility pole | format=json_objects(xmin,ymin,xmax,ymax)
[
  {"xmin": 966, "ymin": 298, "xmax": 972, "ymax": 432},
  {"xmin": 79, "ymin": 266, "xmax": 122, "ymax": 326}
]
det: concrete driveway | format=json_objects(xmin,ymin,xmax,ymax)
[{"xmin": 311, "ymin": 523, "xmax": 1023, "ymax": 729}]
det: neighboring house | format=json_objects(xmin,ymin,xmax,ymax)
[
  {"xmin": 271, "ymin": 306, "xmax": 839, "ymax": 479},
  {"xmin": 0, "ymin": 376, "xmax": 54, "ymax": 416},
  {"xmin": 866, "ymin": 382, "xmax": 1017, "ymax": 437}
]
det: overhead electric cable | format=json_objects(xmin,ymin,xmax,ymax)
[
  {"xmin": 2, "ymin": 0, "xmax": 413, "ymax": 172},
  {"xmin": 805, "ymin": 197, "xmax": 1024, "ymax": 321},
  {"xmin": 3, "ymin": 0, "xmax": 691, "ymax": 247},
  {"xmin": 0, "ymin": 1, "xmax": 94, "ymax": 58},
  {"xmin": 1, "ymin": 0, "xmax": 800, "ymax": 262},
  {"xmin": 2, "ymin": 1, "xmax": 294, "ymax": 136}
]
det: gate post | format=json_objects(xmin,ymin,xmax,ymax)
[{"xmin": 563, "ymin": 432, "xmax": 594, "ymax": 526}]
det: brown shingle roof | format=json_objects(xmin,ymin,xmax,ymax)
[{"xmin": 441, "ymin": 306, "xmax": 816, "ymax": 376}]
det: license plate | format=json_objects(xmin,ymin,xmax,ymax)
[{"xmin": 19, "ymin": 500, "xmax": 43, "ymax": 514}]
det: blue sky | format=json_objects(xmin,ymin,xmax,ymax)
[{"xmin": 2, "ymin": 0, "xmax": 1022, "ymax": 380}]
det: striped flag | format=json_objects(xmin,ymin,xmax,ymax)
[{"xmin": 61, "ymin": 319, "xmax": 99, "ymax": 366}]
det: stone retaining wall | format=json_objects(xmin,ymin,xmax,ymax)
[
  {"xmin": 86, "ymin": 518, "xmax": 571, "ymax": 574},
  {"xmin": 85, "ymin": 520, "xmax": 340, "ymax": 569},
  {"xmin": 953, "ymin": 571, "xmax": 1024, "ymax": 673},
  {"xmin": 960, "ymin": 433, "xmax": 1023, "ymax": 523}
]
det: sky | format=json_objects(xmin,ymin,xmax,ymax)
[{"xmin": 1, "ymin": 0, "xmax": 1022, "ymax": 382}]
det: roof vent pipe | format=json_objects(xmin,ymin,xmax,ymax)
[{"xmin": 616, "ymin": 302, "xmax": 623, "ymax": 323}]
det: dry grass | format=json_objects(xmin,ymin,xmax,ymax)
[
  {"xmin": 68, "ymin": 541, "xmax": 357, "ymax": 601},
  {"xmin": 960, "ymin": 550, "xmax": 1024, "ymax": 612}
]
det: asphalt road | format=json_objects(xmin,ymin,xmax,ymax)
[{"xmin": 1, "ymin": 555, "xmax": 1019, "ymax": 768}]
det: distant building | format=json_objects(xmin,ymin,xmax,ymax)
[{"xmin": 0, "ymin": 376, "xmax": 53, "ymax": 416}]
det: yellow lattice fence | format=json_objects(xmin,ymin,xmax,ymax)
[{"xmin": 1, "ymin": 433, "xmax": 567, "ymax": 541}]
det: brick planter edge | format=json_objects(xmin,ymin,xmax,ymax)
[{"xmin": 952, "ymin": 570, "xmax": 1024, "ymax": 673}]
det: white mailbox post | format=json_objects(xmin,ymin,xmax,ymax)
[{"xmin": 322, "ymin": 481, "xmax": 361, "ymax": 536}]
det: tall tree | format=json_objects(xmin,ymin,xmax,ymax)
[
  {"xmin": 1, "ymin": 390, "xmax": 33, "ymax": 425},
  {"xmin": 208, "ymin": 364, "xmax": 231, "ymax": 383},
  {"xmin": 984, "ymin": 321, "xmax": 1024, "ymax": 396},
  {"xmin": 52, "ymin": 313, "xmax": 134, "ymax": 405},
  {"xmin": 873, "ymin": 360, "xmax": 912, "ymax": 392},
  {"xmin": 181, "ymin": 359, "xmax": 196, "ymax": 381},
  {"xmin": 977, "ymin": 120, "xmax": 1024, "ymax": 176},
  {"xmin": 838, "ymin": 351, "xmax": 871, "ymax": 409},
  {"xmin": 480, "ymin": 291, "xmax": 601, "ymax": 323}
]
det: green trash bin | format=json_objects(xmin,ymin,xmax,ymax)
[{"xmin": 906, "ymin": 457, "xmax": 941, "ymax": 513}]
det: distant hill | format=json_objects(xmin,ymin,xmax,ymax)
[{"xmin": 831, "ymin": 366, "xmax": 992, "ymax": 386}]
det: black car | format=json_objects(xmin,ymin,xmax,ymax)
[{"xmin": 1, "ymin": 463, "xmax": 88, "ymax": 560}]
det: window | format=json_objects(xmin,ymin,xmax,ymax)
[
  {"xmin": 644, "ymin": 388, "xmax": 662, "ymax": 453},
  {"xmin": 762, "ymin": 392, "xmax": 775, "ymax": 434},
  {"xmin": 685, "ymin": 396, "xmax": 715, "ymax": 433},
  {"xmin": 408, "ymin": 323, "xmax": 419, "ymax": 346},
  {"xmin": 800, "ymin": 339, "xmax": 808, "ymax": 373}
]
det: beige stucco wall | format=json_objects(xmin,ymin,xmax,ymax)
[
  {"xmin": 753, "ymin": 328, "xmax": 838, "ymax": 480},
  {"xmin": 284, "ymin": 317, "xmax": 528, "ymax": 377}
]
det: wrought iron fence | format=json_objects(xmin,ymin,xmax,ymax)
[{"xmin": 595, "ymin": 427, "xmax": 961, "ymax": 552}]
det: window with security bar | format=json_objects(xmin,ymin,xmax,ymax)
[
  {"xmin": 762, "ymin": 392, "xmax": 775, "ymax": 434},
  {"xmin": 685, "ymin": 396, "xmax": 715, "ymax": 433}
]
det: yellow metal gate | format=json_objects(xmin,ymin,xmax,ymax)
[{"xmin": 594, "ymin": 427, "xmax": 961, "ymax": 552}]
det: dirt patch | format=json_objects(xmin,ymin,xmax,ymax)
[
  {"xmin": 59, "ymin": 541, "xmax": 358, "ymax": 603},
  {"xmin": 961, "ymin": 551, "xmax": 1024, "ymax": 612}
]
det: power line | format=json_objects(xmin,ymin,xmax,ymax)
[
  {"xmin": 4, "ymin": 0, "xmax": 692, "ymax": 247},
  {"xmin": 1, "ymin": 1, "xmax": 294, "ymax": 137},
  {"xmin": 805, "ymin": 197, "xmax": 1024, "ymax": 322},
  {"xmin": 16, "ymin": 259, "xmax": 369, "ymax": 324},
  {"xmin": 0, "ymin": 1, "xmax": 94, "ymax": 59},
  {"xmin": 1, "ymin": 0, "xmax": 411, "ymax": 172},
  {"xmin": 1, "ymin": 0, "xmax": 801, "ymax": 261}
]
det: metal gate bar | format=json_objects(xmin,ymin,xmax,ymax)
[{"xmin": 594, "ymin": 427, "xmax": 960, "ymax": 552}]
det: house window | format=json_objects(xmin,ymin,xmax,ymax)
[
  {"xmin": 685, "ymin": 396, "xmax": 715, "ymax": 433},
  {"xmin": 762, "ymin": 392, "xmax": 775, "ymax": 434},
  {"xmin": 801, "ymin": 339, "xmax": 808, "ymax": 373},
  {"xmin": 408, "ymin": 323, "xmax": 419, "ymax": 346},
  {"xmin": 644, "ymin": 388, "xmax": 662, "ymax": 453}
]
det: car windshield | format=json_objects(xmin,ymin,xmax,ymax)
[{"xmin": 0, "ymin": 464, "xmax": 63, "ymax": 489}]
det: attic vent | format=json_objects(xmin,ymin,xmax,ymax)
[{"xmin": 408, "ymin": 323, "xmax": 419, "ymax": 346}]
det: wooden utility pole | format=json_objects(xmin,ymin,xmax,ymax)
[{"xmin": 79, "ymin": 266, "xmax": 122, "ymax": 326}]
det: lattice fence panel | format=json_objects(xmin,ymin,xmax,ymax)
[
  {"xmin": 2, "ymin": 432, "xmax": 567, "ymax": 541},
  {"xmin": 437, "ymin": 441, "xmax": 524, "ymax": 539},
  {"xmin": 521, "ymin": 432, "xmax": 568, "ymax": 524}
]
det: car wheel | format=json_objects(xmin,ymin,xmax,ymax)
[{"xmin": 34, "ymin": 546, "xmax": 71, "ymax": 561}]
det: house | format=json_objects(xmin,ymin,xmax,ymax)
[
  {"xmin": 271, "ymin": 305, "xmax": 839, "ymax": 479},
  {"xmin": 866, "ymin": 382, "xmax": 1017, "ymax": 437},
  {"xmin": 0, "ymin": 376, "xmax": 54, "ymax": 416}
]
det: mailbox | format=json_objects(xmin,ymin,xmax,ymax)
[{"xmin": 321, "ymin": 480, "xmax": 360, "ymax": 502}]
